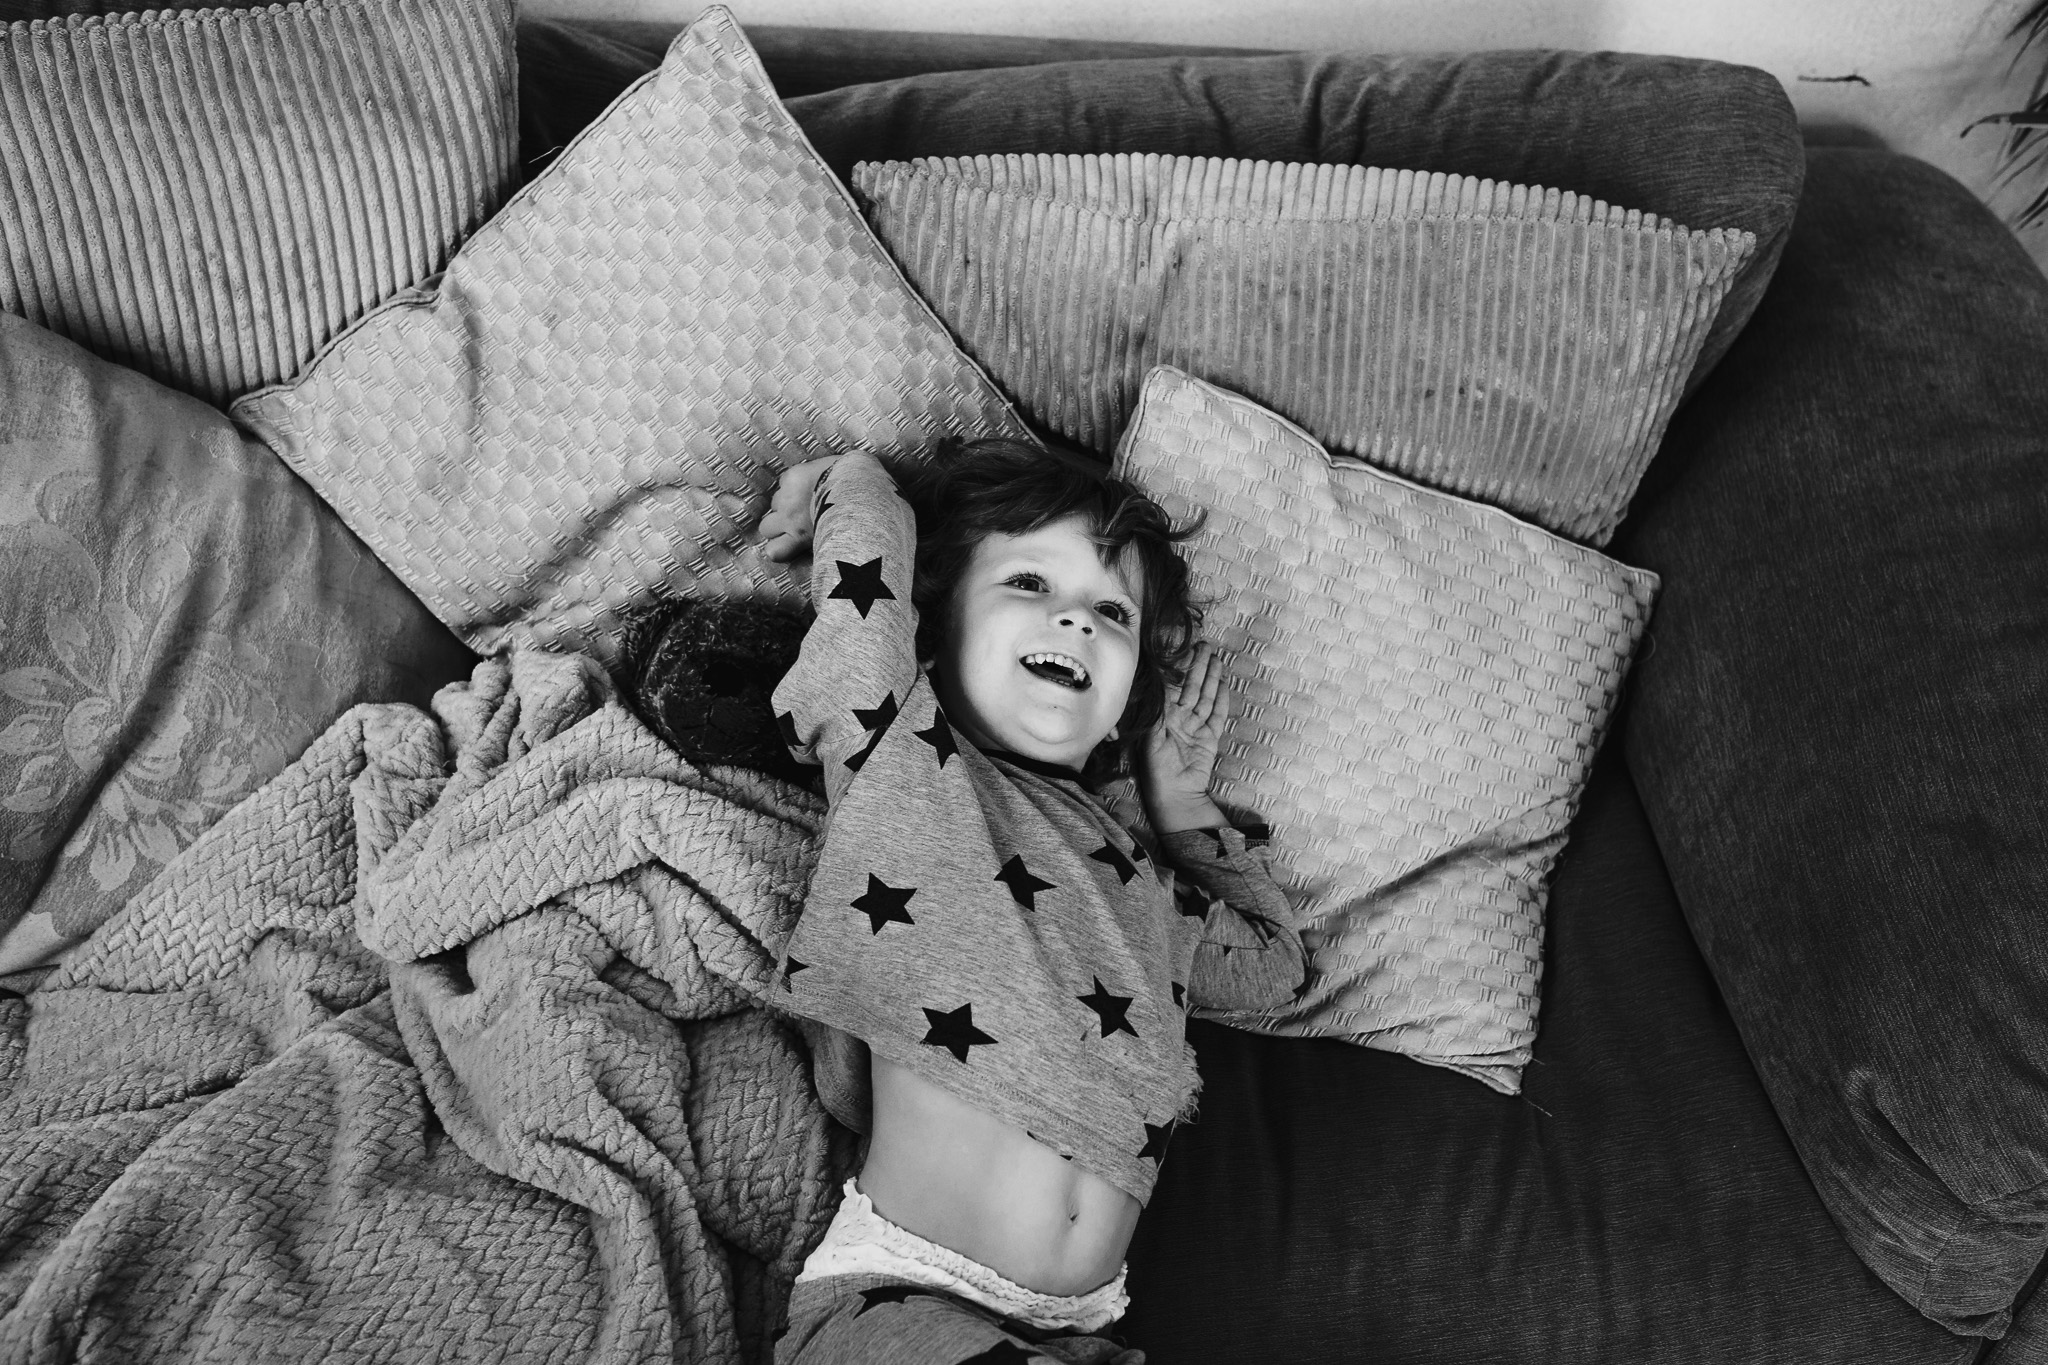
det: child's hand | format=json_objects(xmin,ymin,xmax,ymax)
[
  {"xmin": 756, "ymin": 455, "xmax": 843, "ymax": 562},
  {"xmin": 1140, "ymin": 640, "xmax": 1232, "ymax": 834}
]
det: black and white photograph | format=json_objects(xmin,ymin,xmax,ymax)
[{"xmin": 2, "ymin": 0, "xmax": 2044, "ymax": 1360}]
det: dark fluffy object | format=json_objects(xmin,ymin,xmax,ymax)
[{"xmin": 617, "ymin": 598, "xmax": 819, "ymax": 790}]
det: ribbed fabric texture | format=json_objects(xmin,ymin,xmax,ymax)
[
  {"xmin": 856, "ymin": 153, "xmax": 1757, "ymax": 545},
  {"xmin": 0, "ymin": 0, "xmax": 517, "ymax": 407}
]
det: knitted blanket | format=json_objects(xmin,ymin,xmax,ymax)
[{"xmin": 0, "ymin": 651, "xmax": 852, "ymax": 1364}]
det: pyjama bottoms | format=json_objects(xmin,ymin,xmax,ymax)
[
  {"xmin": 774, "ymin": 1180, "xmax": 1144, "ymax": 1363},
  {"xmin": 776, "ymin": 1272, "xmax": 1144, "ymax": 1364}
]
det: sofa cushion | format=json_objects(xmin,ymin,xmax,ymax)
[
  {"xmin": 514, "ymin": 26, "xmax": 1803, "ymax": 414},
  {"xmin": 1618, "ymin": 147, "xmax": 2048, "ymax": 1338},
  {"xmin": 1123, "ymin": 749, "xmax": 1962, "ymax": 1364},
  {"xmin": 512, "ymin": 18, "xmax": 1265, "ymax": 177},
  {"xmin": 233, "ymin": 6, "xmax": 1029, "ymax": 666},
  {"xmin": 788, "ymin": 48, "xmax": 1800, "ymax": 410},
  {"xmin": 0, "ymin": 314, "xmax": 473, "ymax": 979},
  {"xmin": 857, "ymin": 152, "xmax": 1751, "ymax": 543},
  {"xmin": 0, "ymin": 0, "xmax": 518, "ymax": 408},
  {"xmin": 1111, "ymin": 367, "xmax": 1655, "ymax": 1092}
]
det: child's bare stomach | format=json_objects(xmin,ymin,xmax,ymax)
[{"xmin": 858, "ymin": 1054, "xmax": 1142, "ymax": 1298}]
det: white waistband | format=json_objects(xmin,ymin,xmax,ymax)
[{"xmin": 795, "ymin": 1179, "xmax": 1130, "ymax": 1333}]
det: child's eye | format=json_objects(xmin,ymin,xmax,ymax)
[
  {"xmin": 1099, "ymin": 602, "xmax": 1134, "ymax": 624},
  {"xmin": 1006, "ymin": 573, "xmax": 1045, "ymax": 591}
]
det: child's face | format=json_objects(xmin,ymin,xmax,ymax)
[{"xmin": 930, "ymin": 514, "xmax": 1143, "ymax": 770}]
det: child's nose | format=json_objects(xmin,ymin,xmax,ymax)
[{"xmin": 1055, "ymin": 609, "xmax": 1094, "ymax": 635}]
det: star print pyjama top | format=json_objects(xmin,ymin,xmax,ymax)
[{"xmin": 769, "ymin": 451, "xmax": 1307, "ymax": 1204}]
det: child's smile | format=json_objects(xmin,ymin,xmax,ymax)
[
  {"xmin": 1021, "ymin": 651, "xmax": 1090, "ymax": 688},
  {"xmin": 931, "ymin": 514, "xmax": 1143, "ymax": 769}
]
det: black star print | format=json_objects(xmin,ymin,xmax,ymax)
[
  {"xmin": 1173, "ymin": 883, "xmax": 1211, "ymax": 919},
  {"xmin": 851, "ymin": 875, "xmax": 916, "ymax": 933},
  {"xmin": 851, "ymin": 693, "xmax": 899, "ymax": 739},
  {"xmin": 855, "ymin": 1284, "xmax": 937, "ymax": 1316},
  {"xmin": 994, "ymin": 854, "xmax": 1055, "ymax": 910},
  {"xmin": 922, "ymin": 1003, "xmax": 998, "ymax": 1062},
  {"xmin": 1076, "ymin": 977, "xmax": 1138, "ymax": 1038},
  {"xmin": 1088, "ymin": 840, "xmax": 1138, "ymax": 884},
  {"xmin": 1138, "ymin": 1121, "xmax": 1174, "ymax": 1164},
  {"xmin": 781, "ymin": 956, "xmax": 808, "ymax": 990},
  {"xmin": 957, "ymin": 1342, "xmax": 1039, "ymax": 1365},
  {"xmin": 845, "ymin": 692, "xmax": 899, "ymax": 773},
  {"xmin": 1122, "ymin": 832, "xmax": 1149, "ymax": 864},
  {"xmin": 828, "ymin": 557, "xmax": 894, "ymax": 617},
  {"xmin": 776, "ymin": 710, "xmax": 801, "ymax": 749},
  {"xmin": 914, "ymin": 708, "xmax": 958, "ymax": 767},
  {"xmin": 1171, "ymin": 981, "xmax": 1186, "ymax": 1009}
]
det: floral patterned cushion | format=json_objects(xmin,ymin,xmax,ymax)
[{"xmin": 0, "ymin": 314, "xmax": 474, "ymax": 980}]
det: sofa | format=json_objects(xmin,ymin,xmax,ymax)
[{"xmin": 1, "ymin": 5, "xmax": 2042, "ymax": 1363}]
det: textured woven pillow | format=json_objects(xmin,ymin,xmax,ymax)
[
  {"xmin": 1112, "ymin": 367, "xmax": 1657, "ymax": 1091},
  {"xmin": 233, "ymin": 5, "xmax": 1029, "ymax": 664},
  {"xmin": 0, "ymin": 313, "xmax": 474, "ymax": 983},
  {"xmin": 859, "ymin": 153, "xmax": 1755, "ymax": 545},
  {"xmin": 0, "ymin": 0, "xmax": 518, "ymax": 409}
]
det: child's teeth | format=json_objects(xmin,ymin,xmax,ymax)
[{"xmin": 1023, "ymin": 652, "xmax": 1089, "ymax": 684}]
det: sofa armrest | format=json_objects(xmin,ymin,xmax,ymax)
[{"xmin": 1616, "ymin": 146, "xmax": 2048, "ymax": 1340}]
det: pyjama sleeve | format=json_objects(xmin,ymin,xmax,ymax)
[
  {"xmin": 770, "ymin": 452, "xmax": 923, "ymax": 809},
  {"xmin": 1159, "ymin": 824, "xmax": 1309, "ymax": 1013}
]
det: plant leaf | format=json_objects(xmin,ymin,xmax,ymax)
[{"xmin": 1963, "ymin": 112, "xmax": 2048, "ymax": 136}]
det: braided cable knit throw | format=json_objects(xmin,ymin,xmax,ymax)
[{"xmin": 0, "ymin": 651, "xmax": 854, "ymax": 1364}]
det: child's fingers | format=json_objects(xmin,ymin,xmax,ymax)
[
  {"xmin": 1207, "ymin": 665, "xmax": 1232, "ymax": 729},
  {"xmin": 1178, "ymin": 641, "xmax": 1213, "ymax": 700},
  {"xmin": 756, "ymin": 510, "xmax": 812, "ymax": 562},
  {"xmin": 1180, "ymin": 641, "xmax": 1222, "ymax": 716},
  {"xmin": 1196, "ymin": 649, "xmax": 1225, "ymax": 724},
  {"xmin": 768, "ymin": 484, "xmax": 809, "ymax": 526}
]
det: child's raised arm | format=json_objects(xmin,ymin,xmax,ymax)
[
  {"xmin": 1141, "ymin": 642, "xmax": 1310, "ymax": 1013},
  {"xmin": 760, "ymin": 452, "xmax": 923, "ymax": 807}
]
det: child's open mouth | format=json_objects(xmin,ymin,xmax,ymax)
[{"xmin": 1021, "ymin": 652, "xmax": 1091, "ymax": 690}]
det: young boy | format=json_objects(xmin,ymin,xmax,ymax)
[{"xmin": 757, "ymin": 439, "xmax": 1306, "ymax": 1364}]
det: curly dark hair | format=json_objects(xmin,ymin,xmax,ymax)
[{"xmin": 901, "ymin": 436, "xmax": 1206, "ymax": 783}]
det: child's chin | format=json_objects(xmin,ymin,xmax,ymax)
[{"xmin": 1005, "ymin": 731, "xmax": 1104, "ymax": 769}]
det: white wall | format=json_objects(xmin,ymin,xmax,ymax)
[{"xmin": 528, "ymin": 0, "xmax": 2048, "ymax": 264}]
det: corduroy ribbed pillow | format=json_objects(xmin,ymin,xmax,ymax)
[
  {"xmin": 860, "ymin": 153, "xmax": 1754, "ymax": 545},
  {"xmin": 232, "ymin": 6, "xmax": 1029, "ymax": 665},
  {"xmin": 0, "ymin": 0, "xmax": 518, "ymax": 408},
  {"xmin": 1112, "ymin": 366, "xmax": 1657, "ymax": 1091}
]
